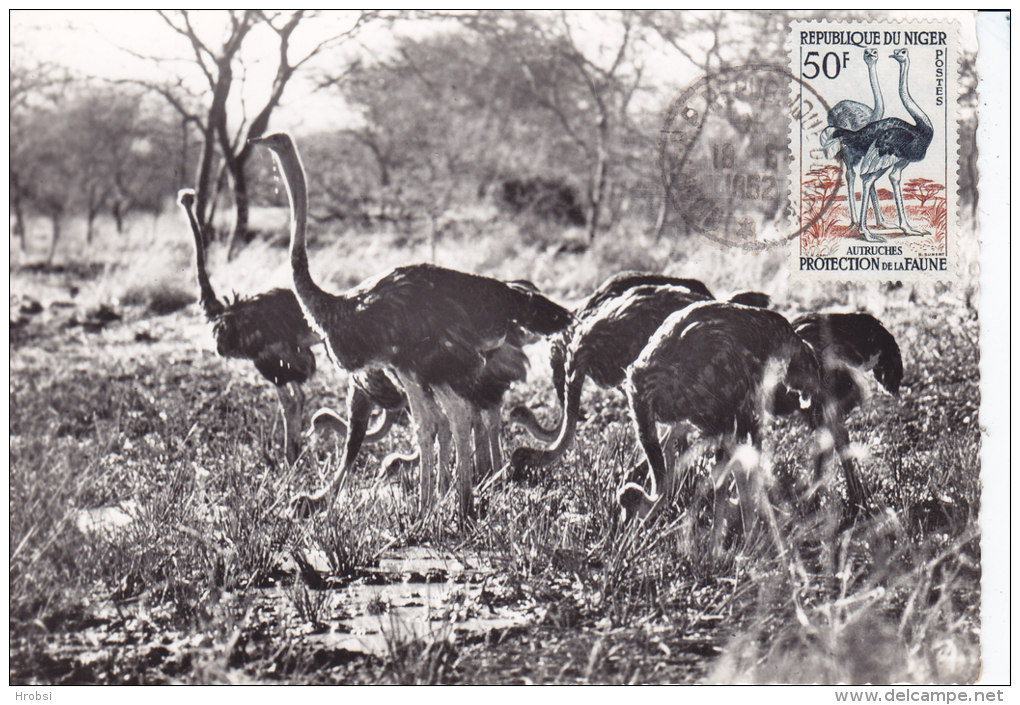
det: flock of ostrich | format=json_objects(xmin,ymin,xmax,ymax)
[
  {"xmin": 177, "ymin": 131, "xmax": 903, "ymax": 529},
  {"xmin": 820, "ymin": 47, "xmax": 934, "ymax": 241}
]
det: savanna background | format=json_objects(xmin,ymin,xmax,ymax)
[{"xmin": 10, "ymin": 10, "xmax": 987, "ymax": 685}]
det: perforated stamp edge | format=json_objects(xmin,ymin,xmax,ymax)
[{"xmin": 786, "ymin": 17, "xmax": 964, "ymax": 283}]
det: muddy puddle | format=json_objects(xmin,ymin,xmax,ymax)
[
  {"xmin": 67, "ymin": 503, "xmax": 529, "ymax": 662},
  {"xmin": 284, "ymin": 547, "xmax": 527, "ymax": 657}
]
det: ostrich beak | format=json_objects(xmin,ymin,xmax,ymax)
[{"xmin": 248, "ymin": 134, "xmax": 269, "ymax": 147}]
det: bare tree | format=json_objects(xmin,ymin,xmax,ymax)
[
  {"xmin": 9, "ymin": 56, "xmax": 71, "ymax": 252},
  {"xmin": 462, "ymin": 11, "xmax": 645, "ymax": 241},
  {"xmin": 134, "ymin": 10, "xmax": 375, "ymax": 257}
]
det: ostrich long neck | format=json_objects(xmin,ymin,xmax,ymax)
[
  {"xmin": 898, "ymin": 57, "xmax": 932, "ymax": 133},
  {"xmin": 270, "ymin": 142, "xmax": 338, "ymax": 325},
  {"xmin": 866, "ymin": 61, "xmax": 884, "ymax": 122},
  {"xmin": 184, "ymin": 201, "xmax": 222, "ymax": 317}
]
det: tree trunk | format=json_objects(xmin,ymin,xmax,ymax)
[
  {"xmin": 47, "ymin": 214, "xmax": 61, "ymax": 266},
  {"xmin": 195, "ymin": 60, "xmax": 234, "ymax": 237},
  {"xmin": 587, "ymin": 145, "xmax": 608, "ymax": 242},
  {"xmin": 226, "ymin": 158, "xmax": 250, "ymax": 261},
  {"xmin": 586, "ymin": 107, "xmax": 611, "ymax": 242},
  {"xmin": 178, "ymin": 117, "xmax": 190, "ymax": 190},
  {"xmin": 86, "ymin": 203, "xmax": 98, "ymax": 245},
  {"xmin": 10, "ymin": 170, "xmax": 27, "ymax": 251},
  {"xmin": 112, "ymin": 201, "xmax": 125, "ymax": 234},
  {"xmin": 194, "ymin": 125, "xmax": 218, "ymax": 234}
]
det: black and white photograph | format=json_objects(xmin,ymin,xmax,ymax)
[{"xmin": 8, "ymin": 10, "xmax": 1009, "ymax": 690}]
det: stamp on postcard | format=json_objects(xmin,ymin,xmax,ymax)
[{"xmin": 788, "ymin": 19, "xmax": 959, "ymax": 280}]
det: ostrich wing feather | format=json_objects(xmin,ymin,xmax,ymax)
[
  {"xmin": 631, "ymin": 302, "xmax": 817, "ymax": 434},
  {"xmin": 828, "ymin": 100, "xmax": 874, "ymax": 131},
  {"xmin": 327, "ymin": 265, "xmax": 569, "ymax": 389},
  {"xmin": 570, "ymin": 285, "xmax": 705, "ymax": 389},
  {"xmin": 579, "ymin": 271, "xmax": 712, "ymax": 319}
]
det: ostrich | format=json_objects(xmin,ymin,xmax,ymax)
[
  {"xmin": 617, "ymin": 301, "xmax": 832, "ymax": 521},
  {"xmin": 177, "ymin": 188, "xmax": 319, "ymax": 463},
  {"xmin": 508, "ymin": 270, "xmax": 767, "ymax": 442},
  {"xmin": 297, "ymin": 283, "xmax": 562, "ymax": 516},
  {"xmin": 509, "ymin": 284, "xmax": 712, "ymax": 480},
  {"xmin": 787, "ymin": 312, "xmax": 902, "ymax": 417},
  {"xmin": 508, "ymin": 275, "xmax": 773, "ymax": 479},
  {"xmin": 769, "ymin": 312, "xmax": 902, "ymax": 506},
  {"xmin": 819, "ymin": 47, "xmax": 891, "ymax": 231},
  {"xmin": 821, "ymin": 48, "xmax": 933, "ymax": 242},
  {"xmin": 251, "ymin": 132, "xmax": 571, "ymax": 518},
  {"xmin": 619, "ymin": 306, "xmax": 895, "ymax": 521}
]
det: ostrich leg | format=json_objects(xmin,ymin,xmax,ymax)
[
  {"xmin": 867, "ymin": 185, "xmax": 892, "ymax": 229},
  {"xmin": 814, "ymin": 415, "xmax": 869, "ymax": 516},
  {"xmin": 277, "ymin": 384, "xmax": 303, "ymax": 464},
  {"xmin": 889, "ymin": 165, "xmax": 927, "ymax": 235},
  {"xmin": 434, "ymin": 387, "xmax": 477, "ymax": 519},
  {"xmin": 470, "ymin": 414, "xmax": 491, "ymax": 481},
  {"xmin": 395, "ymin": 372, "xmax": 440, "ymax": 515},
  {"xmin": 472, "ymin": 408, "xmax": 502, "ymax": 482},
  {"xmin": 291, "ymin": 382, "xmax": 305, "ymax": 446},
  {"xmin": 856, "ymin": 169, "xmax": 892, "ymax": 242},
  {"xmin": 436, "ymin": 406, "xmax": 453, "ymax": 496},
  {"xmin": 842, "ymin": 167, "xmax": 860, "ymax": 228},
  {"xmin": 666, "ymin": 423, "xmax": 695, "ymax": 503},
  {"xmin": 486, "ymin": 408, "xmax": 504, "ymax": 475}
]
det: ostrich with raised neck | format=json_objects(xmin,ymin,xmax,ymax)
[
  {"xmin": 820, "ymin": 47, "xmax": 891, "ymax": 231},
  {"xmin": 822, "ymin": 48, "xmax": 934, "ymax": 242},
  {"xmin": 251, "ymin": 131, "xmax": 572, "ymax": 518},
  {"xmin": 176, "ymin": 188, "xmax": 319, "ymax": 463}
]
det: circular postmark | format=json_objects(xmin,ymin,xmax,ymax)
[{"xmin": 659, "ymin": 64, "xmax": 839, "ymax": 251}]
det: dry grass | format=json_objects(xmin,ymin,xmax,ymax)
[{"xmin": 9, "ymin": 208, "xmax": 981, "ymax": 684}]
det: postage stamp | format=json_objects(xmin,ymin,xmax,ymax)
[{"xmin": 788, "ymin": 19, "xmax": 960, "ymax": 280}]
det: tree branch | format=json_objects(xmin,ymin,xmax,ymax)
[{"xmin": 158, "ymin": 10, "xmax": 216, "ymax": 87}]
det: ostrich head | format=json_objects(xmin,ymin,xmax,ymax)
[
  {"xmin": 508, "ymin": 405, "xmax": 532, "ymax": 425},
  {"xmin": 249, "ymin": 131, "xmax": 295, "ymax": 153},
  {"xmin": 617, "ymin": 482, "xmax": 657, "ymax": 522},
  {"xmin": 783, "ymin": 343, "xmax": 824, "ymax": 412},
  {"xmin": 891, "ymin": 48, "xmax": 910, "ymax": 64},
  {"xmin": 509, "ymin": 446, "xmax": 546, "ymax": 483},
  {"xmin": 863, "ymin": 47, "xmax": 879, "ymax": 64},
  {"xmin": 177, "ymin": 188, "xmax": 196, "ymax": 209},
  {"xmin": 873, "ymin": 348, "xmax": 904, "ymax": 395}
]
